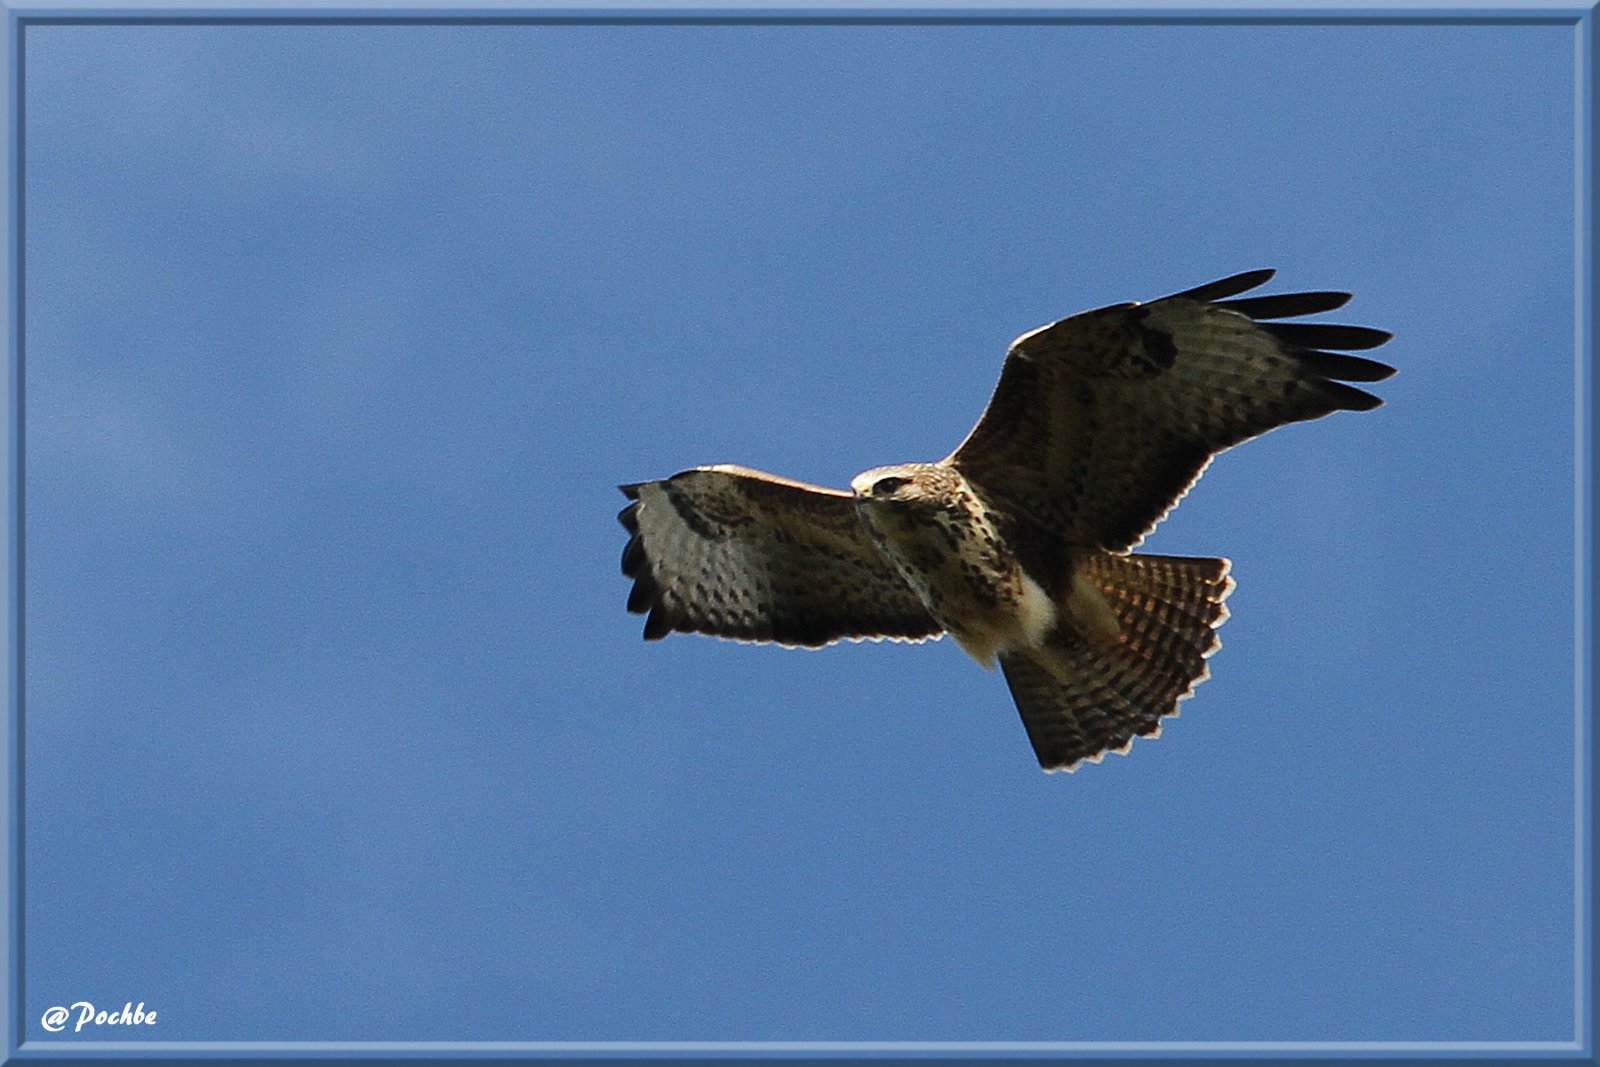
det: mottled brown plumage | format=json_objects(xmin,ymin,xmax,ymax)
[
  {"xmin": 618, "ymin": 270, "xmax": 1394, "ymax": 772},
  {"xmin": 619, "ymin": 466, "xmax": 940, "ymax": 649},
  {"xmin": 948, "ymin": 269, "xmax": 1392, "ymax": 553}
]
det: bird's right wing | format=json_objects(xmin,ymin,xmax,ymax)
[
  {"xmin": 946, "ymin": 270, "xmax": 1395, "ymax": 551},
  {"xmin": 619, "ymin": 465, "xmax": 943, "ymax": 648}
]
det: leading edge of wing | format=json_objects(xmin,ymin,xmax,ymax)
[{"xmin": 620, "ymin": 463, "xmax": 852, "ymax": 502}]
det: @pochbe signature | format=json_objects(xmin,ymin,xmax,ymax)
[{"xmin": 40, "ymin": 1001, "xmax": 157, "ymax": 1033}]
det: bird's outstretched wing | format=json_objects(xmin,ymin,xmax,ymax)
[
  {"xmin": 619, "ymin": 465, "xmax": 942, "ymax": 648},
  {"xmin": 946, "ymin": 269, "xmax": 1396, "ymax": 551}
]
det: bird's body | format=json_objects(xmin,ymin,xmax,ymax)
[
  {"xmin": 849, "ymin": 464, "xmax": 1056, "ymax": 667},
  {"xmin": 618, "ymin": 270, "xmax": 1394, "ymax": 772}
]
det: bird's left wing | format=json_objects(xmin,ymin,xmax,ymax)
[
  {"xmin": 946, "ymin": 269, "xmax": 1395, "ymax": 551},
  {"xmin": 619, "ymin": 465, "xmax": 942, "ymax": 648}
]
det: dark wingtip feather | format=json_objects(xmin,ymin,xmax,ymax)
[
  {"xmin": 643, "ymin": 604, "xmax": 673, "ymax": 640},
  {"xmin": 1298, "ymin": 350, "xmax": 1397, "ymax": 383},
  {"xmin": 1217, "ymin": 290, "xmax": 1352, "ymax": 319},
  {"xmin": 1317, "ymin": 380, "xmax": 1385, "ymax": 412},
  {"xmin": 621, "ymin": 533, "xmax": 646, "ymax": 578},
  {"xmin": 617, "ymin": 493, "xmax": 663, "ymax": 622},
  {"xmin": 627, "ymin": 570, "xmax": 659, "ymax": 614},
  {"xmin": 1264, "ymin": 322, "xmax": 1393, "ymax": 352},
  {"xmin": 1163, "ymin": 269, "xmax": 1276, "ymax": 303}
]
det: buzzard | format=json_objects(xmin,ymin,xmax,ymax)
[{"xmin": 618, "ymin": 270, "xmax": 1393, "ymax": 772}]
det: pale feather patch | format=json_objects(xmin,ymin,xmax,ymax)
[
  {"xmin": 1015, "ymin": 570, "xmax": 1058, "ymax": 648},
  {"xmin": 945, "ymin": 564, "xmax": 1058, "ymax": 670},
  {"xmin": 1064, "ymin": 568, "xmax": 1121, "ymax": 645}
]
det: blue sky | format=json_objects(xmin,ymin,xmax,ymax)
[{"xmin": 20, "ymin": 17, "xmax": 1579, "ymax": 1045}]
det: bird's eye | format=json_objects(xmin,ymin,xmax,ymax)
[{"xmin": 872, "ymin": 476, "xmax": 910, "ymax": 496}]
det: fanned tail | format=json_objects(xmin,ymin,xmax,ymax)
[{"xmin": 1001, "ymin": 553, "xmax": 1234, "ymax": 772}]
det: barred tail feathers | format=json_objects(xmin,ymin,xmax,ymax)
[{"xmin": 1001, "ymin": 552, "xmax": 1234, "ymax": 772}]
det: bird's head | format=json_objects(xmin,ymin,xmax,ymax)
[
  {"xmin": 849, "ymin": 463, "xmax": 952, "ymax": 511},
  {"xmin": 850, "ymin": 463, "xmax": 963, "ymax": 557}
]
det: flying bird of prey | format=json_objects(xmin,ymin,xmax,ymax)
[{"xmin": 618, "ymin": 270, "xmax": 1394, "ymax": 772}]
